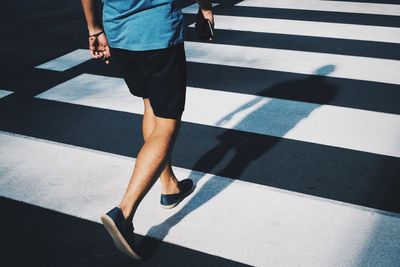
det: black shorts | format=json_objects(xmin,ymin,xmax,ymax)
[{"xmin": 111, "ymin": 43, "xmax": 187, "ymax": 119}]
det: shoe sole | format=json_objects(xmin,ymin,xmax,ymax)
[
  {"xmin": 100, "ymin": 214, "xmax": 141, "ymax": 260},
  {"xmin": 160, "ymin": 183, "xmax": 196, "ymax": 209}
]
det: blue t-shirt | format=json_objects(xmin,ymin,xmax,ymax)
[{"xmin": 102, "ymin": 0, "xmax": 184, "ymax": 51}]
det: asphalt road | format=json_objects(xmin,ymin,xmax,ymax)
[{"xmin": 1, "ymin": 0, "xmax": 400, "ymax": 266}]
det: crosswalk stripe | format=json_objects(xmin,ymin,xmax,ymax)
[
  {"xmin": 5, "ymin": 96, "xmax": 400, "ymax": 214},
  {"xmin": 236, "ymin": 0, "xmax": 400, "ymax": 16},
  {"xmin": 35, "ymin": 73, "xmax": 400, "ymax": 158},
  {"xmin": 35, "ymin": 49, "xmax": 92, "ymax": 72},
  {"xmin": 81, "ymin": 52, "xmax": 400, "ymax": 115},
  {"xmin": 1, "ymin": 131, "xmax": 399, "ymax": 266},
  {"xmin": 182, "ymin": 3, "xmax": 220, "ymax": 14},
  {"xmin": 185, "ymin": 41, "xmax": 400, "ymax": 85},
  {"xmin": 189, "ymin": 15, "xmax": 400, "ymax": 44},
  {"xmin": 0, "ymin": 196, "xmax": 247, "ymax": 266},
  {"xmin": 37, "ymin": 42, "xmax": 400, "ymax": 86},
  {"xmin": 0, "ymin": 89, "xmax": 13, "ymax": 98}
]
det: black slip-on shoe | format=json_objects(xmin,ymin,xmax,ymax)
[
  {"xmin": 160, "ymin": 179, "xmax": 195, "ymax": 209},
  {"xmin": 100, "ymin": 207, "xmax": 141, "ymax": 260}
]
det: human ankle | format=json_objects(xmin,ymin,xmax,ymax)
[
  {"xmin": 161, "ymin": 177, "xmax": 180, "ymax": 194},
  {"xmin": 118, "ymin": 203, "xmax": 133, "ymax": 221}
]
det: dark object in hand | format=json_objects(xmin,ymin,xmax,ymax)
[{"xmin": 195, "ymin": 9, "xmax": 214, "ymax": 41}]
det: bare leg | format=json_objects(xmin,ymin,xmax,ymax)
[
  {"xmin": 118, "ymin": 99, "xmax": 181, "ymax": 221},
  {"xmin": 142, "ymin": 99, "xmax": 180, "ymax": 195}
]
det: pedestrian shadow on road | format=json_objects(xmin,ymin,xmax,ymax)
[{"xmin": 137, "ymin": 65, "xmax": 338, "ymax": 259}]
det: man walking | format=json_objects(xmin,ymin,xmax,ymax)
[{"xmin": 81, "ymin": 0, "xmax": 213, "ymax": 260}]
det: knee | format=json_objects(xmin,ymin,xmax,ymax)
[{"xmin": 154, "ymin": 117, "xmax": 180, "ymax": 137}]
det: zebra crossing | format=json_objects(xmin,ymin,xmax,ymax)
[
  {"xmin": 0, "ymin": 89, "xmax": 13, "ymax": 99},
  {"xmin": 189, "ymin": 16, "xmax": 400, "ymax": 43},
  {"xmin": 1, "ymin": 0, "xmax": 400, "ymax": 266},
  {"xmin": 236, "ymin": 0, "xmax": 400, "ymax": 16},
  {"xmin": 35, "ymin": 73, "xmax": 400, "ymax": 157}
]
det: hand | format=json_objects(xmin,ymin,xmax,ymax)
[
  {"xmin": 201, "ymin": 9, "xmax": 214, "ymax": 25},
  {"xmin": 196, "ymin": 8, "xmax": 215, "ymax": 41},
  {"xmin": 88, "ymin": 31, "xmax": 111, "ymax": 64}
]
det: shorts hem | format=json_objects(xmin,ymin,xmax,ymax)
[{"xmin": 153, "ymin": 109, "xmax": 184, "ymax": 119}]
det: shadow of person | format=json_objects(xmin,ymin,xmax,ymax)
[{"xmin": 138, "ymin": 65, "xmax": 338, "ymax": 259}]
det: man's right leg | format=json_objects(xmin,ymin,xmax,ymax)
[
  {"xmin": 142, "ymin": 98, "xmax": 181, "ymax": 195},
  {"xmin": 118, "ymin": 109, "xmax": 181, "ymax": 221},
  {"xmin": 100, "ymin": 112, "xmax": 180, "ymax": 259}
]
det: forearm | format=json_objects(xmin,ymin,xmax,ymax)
[
  {"xmin": 81, "ymin": 0, "xmax": 103, "ymax": 35},
  {"xmin": 196, "ymin": 0, "xmax": 212, "ymax": 10}
]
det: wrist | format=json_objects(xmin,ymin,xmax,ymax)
[
  {"xmin": 201, "ymin": 9, "xmax": 213, "ymax": 15},
  {"xmin": 88, "ymin": 26, "xmax": 103, "ymax": 36},
  {"xmin": 89, "ymin": 30, "xmax": 105, "ymax": 38}
]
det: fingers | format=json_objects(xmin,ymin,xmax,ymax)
[
  {"xmin": 105, "ymin": 44, "xmax": 111, "ymax": 57},
  {"xmin": 102, "ymin": 45, "xmax": 111, "ymax": 64},
  {"xmin": 201, "ymin": 9, "xmax": 214, "ymax": 24},
  {"xmin": 89, "ymin": 43, "xmax": 106, "ymax": 60},
  {"xmin": 96, "ymin": 52, "xmax": 103, "ymax": 59},
  {"xmin": 88, "ymin": 33, "xmax": 111, "ymax": 64},
  {"xmin": 91, "ymin": 50, "xmax": 104, "ymax": 59},
  {"xmin": 93, "ymin": 46, "xmax": 111, "ymax": 64}
]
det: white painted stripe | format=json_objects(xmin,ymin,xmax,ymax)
[
  {"xmin": 189, "ymin": 15, "xmax": 400, "ymax": 44},
  {"xmin": 0, "ymin": 89, "xmax": 13, "ymax": 98},
  {"xmin": 35, "ymin": 74, "xmax": 400, "ymax": 158},
  {"xmin": 1, "ymin": 131, "xmax": 399, "ymax": 266},
  {"xmin": 35, "ymin": 49, "xmax": 92, "ymax": 72},
  {"xmin": 237, "ymin": 0, "xmax": 400, "ymax": 17},
  {"xmin": 182, "ymin": 3, "xmax": 220, "ymax": 14},
  {"xmin": 185, "ymin": 41, "xmax": 400, "ymax": 85},
  {"xmin": 40, "ymin": 42, "xmax": 400, "ymax": 85}
]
